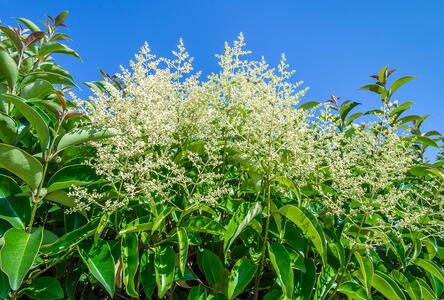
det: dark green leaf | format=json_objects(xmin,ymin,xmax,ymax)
[
  {"xmin": 188, "ymin": 286, "xmax": 207, "ymax": 300},
  {"xmin": 24, "ymin": 277, "xmax": 64, "ymax": 300},
  {"xmin": 268, "ymin": 243, "xmax": 293, "ymax": 298},
  {"xmin": 2, "ymin": 94, "xmax": 50, "ymax": 150},
  {"xmin": 140, "ymin": 250, "xmax": 155, "ymax": 299},
  {"xmin": 78, "ymin": 239, "xmax": 115, "ymax": 297},
  {"xmin": 0, "ymin": 175, "xmax": 30, "ymax": 229},
  {"xmin": 47, "ymin": 164, "xmax": 99, "ymax": 193},
  {"xmin": 54, "ymin": 11, "xmax": 69, "ymax": 26},
  {"xmin": 201, "ymin": 250, "xmax": 224, "ymax": 285}
]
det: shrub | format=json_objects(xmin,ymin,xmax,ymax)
[{"xmin": 0, "ymin": 13, "xmax": 443, "ymax": 300}]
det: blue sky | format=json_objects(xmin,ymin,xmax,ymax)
[{"xmin": 2, "ymin": 0, "xmax": 444, "ymax": 144}]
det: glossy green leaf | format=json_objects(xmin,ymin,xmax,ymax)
[
  {"xmin": 268, "ymin": 243, "xmax": 293, "ymax": 298},
  {"xmin": 0, "ymin": 112, "xmax": 17, "ymax": 144},
  {"xmin": 0, "ymin": 227, "xmax": 43, "ymax": 290},
  {"xmin": 280, "ymin": 205, "xmax": 327, "ymax": 263},
  {"xmin": 390, "ymin": 76, "xmax": 417, "ymax": 93},
  {"xmin": 372, "ymin": 271, "xmax": 406, "ymax": 300},
  {"xmin": 207, "ymin": 293, "xmax": 228, "ymax": 300},
  {"xmin": 183, "ymin": 216, "xmax": 224, "ymax": 235},
  {"xmin": 155, "ymin": 246, "xmax": 176, "ymax": 298},
  {"xmin": 0, "ymin": 143, "xmax": 43, "ymax": 190},
  {"xmin": 24, "ymin": 276, "xmax": 64, "ymax": 300},
  {"xmin": 140, "ymin": 250, "xmax": 156, "ymax": 299},
  {"xmin": 177, "ymin": 227, "xmax": 189, "ymax": 276},
  {"xmin": 201, "ymin": 249, "xmax": 224, "ymax": 285},
  {"xmin": 40, "ymin": 218, "xmax": 99, "ymax": 256},
  {"xmin": 47, "ymin": 164, "xmax": 99, "ymax": 193},
  {"xmin": 0, "ymin": 270, "xmax": 9, "ymax": 299},
  {"xmin": 122, "ymin": 233, "xmax": 139, "ymax": 298},
  {"xmin": 411, "ymin": 258, "xmax": 444, "ymax": 284},
  {"xmin": 151, "ymin": 206, "xmax": 174, "ymax": 233},
  {"xmin": 416, "ymin": 278, "xmax": 437, "ymax": 300},
  {"xmin": 22, "ymin": 72, "xmax": 76, "ymax": 86},
  {"xmin": 2, "ymin": 94, "xmax": 50, "ymax": 150},
  {"xmin": 0, "ymin": 175, "xmax": 30, "ymax": 229},
  {"xmin": 13, "ymin": 17, "xmax": 41, "ymax": 32},
  {"xmin": 224, "ymin": 202, "xmax": 262, "ymax": 253},
  {"xmin": 390, "ymin": 271, "xmax": 421, "ymax": 300},
  {"xmin": 57, "ymin": 126, "xmax": 117, "ymax": 151},
  {"xmin": 78, "ymin": 239, "xmax": 115, "ymax": 297},
  {"xmin": 354, "ymin": 252, "xmax": 373, "ymax": 297},
  {"xmin": 188, "ymin": 286, "xmax": 207, "ymax": 300},
  {"xmin": 0, "ymin": 49, "xmax": 18, "ymax": 90},
  {"xmin": 227, "ymin": 258, "xmax": 257, "ymax": 300},
  {"xmin": 20, "ymin": 79, "xmax": 53, "ymax": 99},
  {"xmin": 337, "ymin": 281, "xmax": 367, "ymax": 300},
  {"xmin": 39, "ymin": 42, "xmax": 81, "ymax": 60}
]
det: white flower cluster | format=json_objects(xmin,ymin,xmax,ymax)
[{"xmin": 71, "ymin": 34, "xmax": 443, "ymax": 243}]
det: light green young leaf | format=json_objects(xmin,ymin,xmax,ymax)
[
  {"xmin": 390, "ymin": 76, "xmax": 417, "ymax": 93},
  {"xmin": 0, "ymin": 227, "xmax": 43, "ymax": 290},
  {"xmin": 354, "ymin": 252, "xmax": 373, "ymax": 297},
  {"xmin": 0, "ymin": 143, "xmax": 43, "ymax": 190},
  {"xmin": 337, "ymin": 281, "xmax": 367, "ymax": 300}
]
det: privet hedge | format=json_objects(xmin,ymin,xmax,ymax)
[{"xmin": 0, "ymin": 12, "xmax": 443, "ymax": 300}]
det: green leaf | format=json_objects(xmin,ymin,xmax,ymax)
[
  {"xmin": 268, "ymin": 243, "xmax": 293, "ymax": 298},
  {"xmin": 0, "ymin": 227, "xmax": 43, "ymax": 290},
  {"xmin": 337, "ymin": 281, "xmax": 367, "ymax": 300},
  {"xmin": 224, "ymin": 202, "xmax": 262, "ymax": 254},
  {"xmin": 40, "ymin": 218, "xmax": 99, "ymax": 256},
  {"xmin": 358, "ymin": 83, "xmax": 383, "ymax": 94},
  {"xmin": 0, "ymin": 112, "xmax": 16, "ymax": 144},
  {"xmin": 411, "ymin": 258, "xmax": 444, "ymax": 285},
  {"xmin": 279, "ymin": 205, "xmax": 327, "ymax": 264},
  {"xmin": 45, "ymin": 190, "xmax": 80, "ymax": 211},
  {"xmin": 22, "ymin": 72, "xmax": 76, "ymax": 86},
  {"xmin": 2, "ymin": 95, "xmax": 50, "ymax": 150},
  {"xmin": 47, "ymin": 164, "xmax": 99, "ymax": 193},
  {"xmin": 339, "ymin": 101, "xmax": 361, "ymax": 121},
  {"xmin": 390, "ymin": 271, "xmax": 421, "ymax": 300},
  {"xmin": 207, "ymin": 293, "xmax": 228, "ymax": 300},
  {"xmin": 54, "ymin": 11, "xmax": 69, "ymax": 26},
  {"xmin": 155, "ymin": 246, "xmax": 176, "ymax": 298},
  {"xmin": 78, "ymin": 239, "xmax": 115, "ymax": 297},
  {"xmin": 201, "ymin": 249, "xmax": 224, "ymax": 285},
  {"xmin": 390, "ymin": 76, "xmax": 417, "ymax": 93},
  {"xmin": 298, "ymin": 258, "xmax": 316, "ymax": 300},
  {"xmin": 20, "ymin": 79, "xmax": 53, "ymax": 99},
  {"xmin": 227, "ymin": 258, "xmax": 257, "ymax": 300},
  {"xmin": 188, "ymin": 286, "xmax": 207, "ymax": 300},
  {"xmin": 0, "ymin": 270, "xmax": 9, "ymax": 298},
  {"xmin": 122, "ymin": 233, "xmax": 139, "ymax": 298},
  {"xmin": 372, "ymin": 271, "xmax": 406, "ymax": 300},
  {"xmin": 13, "ymin": 17, "xmax": 41, "ymax": 32},
  {"xmin": 152, "ymin": 207, "xmax": 174, "ymax": 233},
  {"xmin": 0, "ymin": 26, "xmax": 23, "ymax": 53},
  {"xmin": 416, "ymin": 278, "xmax": 437, "ymax": 300},
  {"xmin": 0, "ymin": 143, "xmax": 43, "ymax": 190},
  {"xmin": 0, "ymin": 175, "xmax": 30, "ymax": 229},
  {"xmin": 57, "ymin": 126, "xmax": 117, "ymax": 151},
  {"xmin": 299, "ymin": 101, "xmax": 320, "ymax": 110},
  {"xmin": 39, "ymin": 43, "xmax": 81, "ymax": 60},
  {"xmin": 354, "ymin": 252, "xmax": 373, "ymax": 297},
  {"xmin": 0, "ymin": 48, "xmax": 18, "ymax": 90},
  {"xmin": 140, "ymin": 250, "xmax": 156, "ymax": 299},
  {"xmin": 183, "ymin": 216, "xmax": 224, "ymax": 235},
  {"xmin": 38, "ymin": 62, "xmax": 73, "ymax": 79},
  {"xmin": 177, "ymin": 227, "xmax": 189, "ymax": 276},
  {"xmin": 24, "ymin": 276, "xmax": 64, "ymax": 300}
]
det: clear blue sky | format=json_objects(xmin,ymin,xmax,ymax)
[{"xmin": 2, "ymin": 0, "xmax": 444, "ymax": 142}]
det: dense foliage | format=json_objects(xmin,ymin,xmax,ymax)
[{"xmin": 0, "ymin": 12, "xmax": 443, "ymax": 300}]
